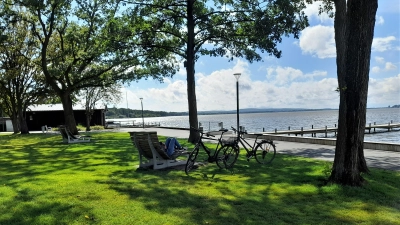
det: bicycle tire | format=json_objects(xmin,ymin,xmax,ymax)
[
  {"xmin": 185, "ymin": 144, "xmax": 200, "ymax": 175},
  {"xmin": 216, "ymin": 145, "xmax": 240, "ymax": 169},
  {"xmin": 254, "ymin": 141, "xmax": 276, "ymax": 164}
]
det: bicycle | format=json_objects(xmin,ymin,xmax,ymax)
[
  {"xmin": 185, "ymin": 127, "xmax": 239, "ymax": 175},
  {"xmin": 216, "ymin": 126, "xmax": 276, "ymax": 165}
]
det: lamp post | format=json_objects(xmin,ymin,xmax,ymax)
[
  {"xmin": 233, "ymin": 73, "xmax": 241, "ymax": 137},
  {"xmin": 139, "ymin": 98, "xmax": 144, "ymax": 129}
]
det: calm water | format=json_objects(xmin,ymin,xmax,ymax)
[{"xmin": 111, "ymin": 108, "xmax": 400, "ymax": 143}]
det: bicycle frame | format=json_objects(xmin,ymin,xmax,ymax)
[
  {"xmin": 193, "ymin": 128, "xmax": 229, "ymax": 162},
  {"xmin": 232, "ymin": 126, "xmax": 270, "ymax": 159}
]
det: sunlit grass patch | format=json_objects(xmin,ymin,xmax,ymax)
[{"xmin": 0, "ymin": 132, "xmax": 399, "ymax": 225}]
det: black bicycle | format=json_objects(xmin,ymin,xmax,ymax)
[
  {"xmin": 217, "ymin": 126, "xmax": 276, "ymax": 164},
  {"xmin": 185, "ymin": 127, "xmax": 239, "ymax": 175}
]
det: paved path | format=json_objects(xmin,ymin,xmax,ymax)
[{"xmin": 122, "ymin": 127, "xmax": 400, "ymax": 172}]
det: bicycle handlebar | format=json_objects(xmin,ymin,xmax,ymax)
[
  {"xmin": 231, "ymin": 126, "xmax": 247, "ymax": 135},
  {"xmin": 190, "ymin": 127, "xmax": 215, "ymax": 137}
]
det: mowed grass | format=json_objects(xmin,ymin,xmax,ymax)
[{"xmin": 0, "ymin": 132, "xmax": 399, "ymax": 225}]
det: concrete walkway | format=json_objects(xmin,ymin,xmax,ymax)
[{"xmin": 122, "ymin": 127, "xmax": 400, "ymax": 172}]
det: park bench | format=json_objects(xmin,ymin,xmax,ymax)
[
  {"xmin": 59, "ymin": 125, "xmax": 91, "ymax": 144},
  {"xmin": 129, "ymin": 131, "xmax": 188, "ymax": 170}
]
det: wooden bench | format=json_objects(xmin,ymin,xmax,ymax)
[{"xmin": 129, "ymin": 131, "xmax": 188, "ymax": 170}]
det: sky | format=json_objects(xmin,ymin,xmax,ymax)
[{"xmin": 114, "ymin": 1, "xmax": 400, "ymax": 113}]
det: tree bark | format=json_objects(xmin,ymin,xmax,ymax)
[
  {"xmin": 18, "ymin": 110, "xmax": 29, "ymax": 134},
  {"xmin": 330, "ymin": 0, "xmax": 377, "ymax": 186},
  {"xmin": 11, "ymin": 114, "xmax": 19, "ymax": 134},
  {"xmin": 186, "ymin": 0, "xmax": 199, "ymax": 143},
  {"xmin": 60, "ymin": 92, "xmax": 79, "ymax": 134},
  {"xmin": 85, "ymin": 111, "xmax": 92, "ymax": 131}
]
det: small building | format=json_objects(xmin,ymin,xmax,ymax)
[
  {"xmin": 25, "ymin": 104, "xmax": 106, "ymax": 131},
  {"xmin": 0, "ymin": 117, "xmax": 13, "ymax": 132}
]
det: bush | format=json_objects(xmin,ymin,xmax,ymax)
[{"xmin": 91, "ymin": 125, "xmax": 104, "ymax": 130}]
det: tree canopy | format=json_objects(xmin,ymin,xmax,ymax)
[
  {"xmin": 0, "ymin": 6, "xmax": 47, "ymax": 134},
  {"xmin": 3, "ymin": 0, "xmax": 177, "ymax": 134},
  {"xmin": 125, "ymin": 0, "xmax": 309, "ymax": 141}
]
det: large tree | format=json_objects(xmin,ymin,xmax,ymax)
[
  {"xmin": 307, "ymin": 0, "xmax": 378, "ymax": 186},
  {"xmin": 128, "ymin": 0, "xmax": 309, "ymax": 142},
  {"xmin": 0, "ymin": 8, "xmax": 47, "ymax": 134},
  {"xmin": 12, "ymin": 0, "xmax": 176, "ymax": 134},
  {"xmin": 330, "ymin": 0, "xmax": 378, "ymax": 186}
]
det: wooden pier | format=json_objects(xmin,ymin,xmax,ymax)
[{"xmin": 262, "ymin": 122, "xmax": 400, "ymax": 137}]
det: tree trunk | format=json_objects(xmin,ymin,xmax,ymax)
[
  {"xmin": 330, "ymin": 0, "xmax": 377, "ymax": 186},
  {"xmin": 10, "ymin": 114, "xmax": 19, "ymax": 134},
  {"xmin": 186, "ymin": 0, "xmax": 199, "ymax": 143},
  {"xmin": 60, "ymin": 92, "xmax": 79, "ymax": 135},
  {"xmin": 86, "ymin": 111, "xmax": 92, "ymax": 131},
  {"xmin": 18, "ymin": 110, "xmax": 29, "ymax": 134}
]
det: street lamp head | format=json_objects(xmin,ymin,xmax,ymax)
[
  {"xmin": 233, "ymin": 73, "xmax": 241, "ymax": 81},
  {"xmin": 139, "ymin": 98, "xmax": 143, "ymax": 101}
]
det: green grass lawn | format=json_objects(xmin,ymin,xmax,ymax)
[{"xmin": 1, "ymin": 132, "xmax": 399, "ymax": 225}]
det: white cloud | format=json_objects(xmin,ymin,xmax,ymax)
[
  {"xmin": 385, "ymin": 62, "xmax": 397, "ymax": 71},
  {"xmin": 371, "ymin": 61, "xmax": 398, "ymax": 73},
  {"xmin": 266, "ymin": 66, "xmax": 327, "ymax": 86},
  {"xmin": 375, "ymin": 56, "xmax": 385, "ymax": 64},
  {"xmin": 368, "ymin": 75, "xmax": 400, "ymax": 106},
  {"xmin": 376, "ymin": 16, "xmax": 384, "ymax": 25},
  {"xmin": 299, "ymin": 25, "xmax": 336, "ymax": 58},
  {"xmin": 118, "ymin": 61, "xmax": 341, "ymax": 111},
  {"xmin": 303, "ymin": 2, "xmax": 334, "ymax": 24},
  {"xmin": 116, "ymin": 60, "xmax": 399, "ymax": 112},
  {"xmin": 372, "ymin": 36, "xmax": 397, "ymax": 52},
  {"xmin": 371, "ymin": 66, "xmax": 381, "ymax": 73},
  {"xmin": 267, "ymin": 66, "xmax": 303, "ymax": 86},
  {"xmin": 300, "ymin": 33, "xmax": 398, "ymax": 59}
]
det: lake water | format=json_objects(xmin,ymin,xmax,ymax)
[{"xmin": 109, "ymin": 108, "xmax": 400, "ymax": 144}]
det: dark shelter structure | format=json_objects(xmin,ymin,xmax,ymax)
[{"xmin": 26, "ymin": 104, "xmax": 106, "ymax": 131}]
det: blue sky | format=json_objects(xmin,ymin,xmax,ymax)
[{"xmin": 115, "ymin": 1, "xmax": 400, "ymax": 112}]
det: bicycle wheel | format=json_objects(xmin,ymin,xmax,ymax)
[
  {"xmin": 185, "ymin": 144, "xmax": 200, "ymax": 175},
  {"xmin": 254, "ymin": 141, "xmax": 276, "ymax": 164},
  {"xmin": 216, "ymin": 145, "xmax": 240, "ymax": 169}
]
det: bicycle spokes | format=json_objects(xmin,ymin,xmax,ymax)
[
  {"xmin": 255, "ymin": 142, "xmax": 276, "ymax": 164},
  {"xmin": 216, "ymin": 145, "xmax": 239, "ymax": 169}
]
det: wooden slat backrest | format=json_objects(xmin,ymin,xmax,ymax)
[
  {"xmin": 130, "ymin": 132, "xmax": 154, "ymax": 159},
  {"xmin": 147, "ymin": 132, "xmax": 170, "ymax": 159},
  {"xmin": 129, "ymin": 131, "xmax": 171, "ymax": 160}
]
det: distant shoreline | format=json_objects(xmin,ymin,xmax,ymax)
[{"xmin": 106, "ymin": 106, "xmax": 398, "ymax": 119}]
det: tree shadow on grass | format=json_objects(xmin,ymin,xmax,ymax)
[
  {"xmin": 0, "ymin": 187, "xmax": 97, "ymax": 225},
  {"xmin": 2, "ymin": 132, "xmax": 399, "ymax": 224},
  {"xmin": 103, "ymin": 146, "xmax": 400, "ymax": 224}
]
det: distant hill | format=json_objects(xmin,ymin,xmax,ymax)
[
  {"xmin": 197, "ymin": 108, "xmax": 335, "ymax": 115},
  {"xmin": 105, "ymin": 107, "xmax": 336, "ymax": 118}
]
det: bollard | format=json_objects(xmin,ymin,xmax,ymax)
[
  {"xmin": 275, "ymin": 128, "xmax": 277, "ymax": 134},
  {"xmin": 325, "ymin": 126, "xmax": 327, "ymax": 138},
  {"xmin": 311, "ymin": 125, "xmax": 314, "ymax": 137},
  {"xmin": 334, "ymin": 124, "xmax": 337, "ymax": 136},
  {"xmin": 301, "ymin": 127, "xmax": 303, "ymax": 137},
  {"xmin": 263, "ymin": 127, "xmax": 265, "ymax": 132}
]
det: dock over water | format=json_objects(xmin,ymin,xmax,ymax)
[
  {"xmin": 261, "ymin": 122, "xmax": 400, "ymax": 137},
  {"xmin": 245, "ymin": 122, "xmax": 400, "ymax": 152}
]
